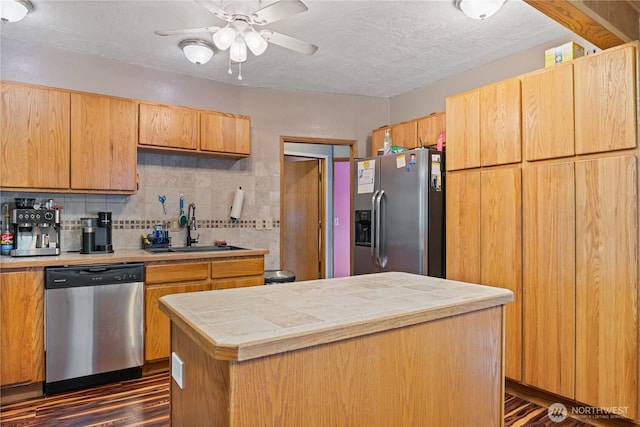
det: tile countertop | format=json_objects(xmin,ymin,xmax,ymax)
[
  {"xmin": 159, "ymin": 272, "xmax": 514, "ymax": 362},
  {"xmin": 0, "ymin": 247, "xmax": 269, "ymax": 268}
]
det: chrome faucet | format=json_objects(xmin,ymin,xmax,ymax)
[{"xmin": 186, "ymin": 203, "xmax": 199, "ymax": 247}]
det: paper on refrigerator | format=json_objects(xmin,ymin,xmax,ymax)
[{"xmin": 357, "ymin": 160, "xmax": 375, "ymax": 194}]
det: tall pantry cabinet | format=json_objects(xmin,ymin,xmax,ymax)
[{"xmin": 446, "ymin": 41, "xmax": 639, "ymax": 421}]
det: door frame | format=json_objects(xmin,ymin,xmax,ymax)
[{"xmin": 280, "ymin": 136, "xmax": 358, "ymax": 275}]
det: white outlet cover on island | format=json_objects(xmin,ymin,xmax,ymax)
[{"xmin": 171, "ymin": 352, "xmax": 184, "ymax": 389}]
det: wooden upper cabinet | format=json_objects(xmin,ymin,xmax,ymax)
[
  {"xmin": 391, "ymin": 120, "xmax": 417, "ymax": 148},
  {"xmin": 0, "ymin": 269, "xmax": 45, "ymax": 387},
  {"xmin": 574, "ymin": 45, "xmax": 637, "ymax": 155},
  {"xmin": 200, "ymin": 112, "xmax": 250, "ymax": 155},
  {"xmin": 70, "ymin": 93, "xmax": 137, "ymax": 191},
  {"xmin": 446, "ymin": 90, "xmax": 480, "ymax": 171},
  {"xmin": 138, "ymin": 103, "xmax": 198, "ymax": 150},
  {"xmin": 417, "ymin": 112, "xmax": 446, "ymax": 148},
  {"xmin": 522, "ymin": 64, "xmax": 575, "ymax": 161},
  {"xmin": 480, "ymin": 77, "xmax": 522, "ymax": 167},
  {"xmin": 480, "ymin": 167, "xmax": 522, "ymax": 381},
  {"xmin": 522, "ymin": 162, "xmax": 576, "ymax": 398},
  {"xmin": 371, "ymin": 127, "xmax": 389, "ymax": 156},
  {"xmin": 1, "ymin": 82, "xmax": 70, "ymax": 189},
  {"xmin": 575, "ymin": 155, "xmax": 638, "ymax": 418}
]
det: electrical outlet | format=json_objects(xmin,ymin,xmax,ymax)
[
  {"xmin": 265, "ymin": 219, "xmax": 273, "ymax": 230},
  {"xmin": 171, "ymin": 352, "xmax": 184, "ymax": 389},
  {"xmin": 255, "ymin": 219, "xmax": 263, "ymax": 230}
]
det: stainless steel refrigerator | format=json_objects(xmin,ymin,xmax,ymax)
[{"xmin": 353, "ymin": 148, "xmax": 445, "ymax": 277}]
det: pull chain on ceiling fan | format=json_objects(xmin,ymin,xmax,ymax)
[{"xmin": 155, "ymin": 0, "xmax": 318, "ymax": 80}]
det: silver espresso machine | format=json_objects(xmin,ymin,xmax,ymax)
[{"xmin": 11, "ymin": 208, "xmax": 61, "ymax": 256}]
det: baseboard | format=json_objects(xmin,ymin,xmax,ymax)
[{"xmin": 0, "ymin": 382, "xmax": 43, "ymax": 406}]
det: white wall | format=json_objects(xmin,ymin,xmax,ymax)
[
  {"xmin": 0, "ymin": 37, "xmax": 388, "ymax": 269},
  {"xmin": 389, "ymin": 34, "xmax": 597, "ymax": 124}
]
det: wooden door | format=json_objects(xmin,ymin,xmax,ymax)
[
  {"xmin": 481, "ymin": 167, "xmax": 522, "ymax": 381},
  {"xmin": 390, "ymin": 120, "xmax": 417, "ymax": 148},
  {"xmin": 522, "ymin": 64, "xmax": 575, "ymax": 161},
  {"xmin": 145, "ymin": 282, "xmax": 210, "ymax": 362},
  {"xmin": 522, "ymin": 162, "xmax": 575, "ymax": 398},
  {"xmin": 417, "ymin": 112, "xmax": 446, "ymax": 148},
  {"xmin": 445, "ymin": 171, "xmax": 481, "ymax": 283},
  {"xmin": 70, "ymin": 93, "xmax": 137, "ymax": 191},
  {"xmin": 445, "ymin": 90, "xmax": 480, "ymax": 171},
  {"xmin": 283, "ymin": 158, "xmax": 321, "ymax": 281},
  {"xmin": 575, "ymin": 155, "xmax": 637, "ymax": 418},
  {"xmin": 480, "ymin": 77, "xmax": 522, "ymax": 167},
  {"xmin": 200, "ymin": 112, "xmax": 250, "ymax": 155},
  {"xmin": 574, "ymin": 45, "xmax": 636, "ymax": 155},
  {"xmin": 1, "ymin": 82, "xmax": 70, "ymax": 189},
  {"xmin": 138, "ymin": 103, "xmax": 198, "ymax": 150},
  {"xmin": 371, "ymin": 127, "xmax": 389, "ymax": 156},
  {"xmin": 0, "ymin": 270, "xmax": 44, "ymax": 386}
]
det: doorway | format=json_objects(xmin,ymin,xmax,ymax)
[{"xmin": 280, "ymin": 136, "xmax": 357, "ymax": 280}]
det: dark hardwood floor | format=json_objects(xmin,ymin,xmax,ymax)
[{"xmin": 1, "ymin": 373, "xmax": 593, "ymax": 426}]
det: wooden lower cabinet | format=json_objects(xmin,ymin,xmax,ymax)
[
  {"xmin": 0, "ymin": 269, "xmax": 44, "ymax": 387},
  {"xmin": 522, "ymin": 162, "xmax": 576, "ymax": 398},
  {"xmin": 145, "ymin": 281, "xmax": 211, "ymax": 362},
  {"xmin": 575, "ymin": 155, "xmax": 638, "ymax": 419},
  {"xmin": 145, "ymin": 257, "xmax": 264, "ymax": 362}
]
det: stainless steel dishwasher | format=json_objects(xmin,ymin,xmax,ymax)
[{"xmin": 44, "ymin": 263, "xmax": 144, "ymax": 395}]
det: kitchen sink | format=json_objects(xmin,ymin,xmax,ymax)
[{"xmin": 145, "ymin": 245, "xmax": 248, "ymax": 254}]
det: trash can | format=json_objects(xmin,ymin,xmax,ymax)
[{"xmin": 264, "ymin": 269, "xmax": 296, "ymax": 285}]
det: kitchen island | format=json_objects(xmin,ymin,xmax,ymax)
[{"xmin": 159, "ymin": 272, "xmax": 513, "ymax": 427}]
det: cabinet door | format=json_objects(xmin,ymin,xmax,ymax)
[
  {"xmin": 211, "ymin": 257, "xmax": 264, "ymax": 280},
  {"xmin": 480, "ymin": 78, "xmax": 521, "ymax": 167},
  {"xmin": 371, "ymin": 127, "xmax": 389, "ymax": 157},
  {"xmin": 145, "ymin": 282, "xmax": 211, "ymax": 362},
  {"xmin": 417, "ymin": 112, "xmax": 445, "ymax": 148},
  {"xmin": 138, "ymin": 103, "xmax": 198, "ymax": 150},
  {"xmin": 0, "ymin": 270, "xmax": 44, "ymax": 386},
  {"xmin": 1, "ymin": 82, "xmax": 70, "ymax": 189},
  {"xmin": 574, "ymin": 45, "xmax": 636, "ymax": 154},
  {"xmin": 522, "ymin": 65, "xmax": 575, "ymax": 161},
  {"xmin": 391, "ymin": 120, "xmax": 417, "ymax": 148},
  {"xmin": 200, "ymin": 112, "xmax": 250, "ymax": 156},
  {"xmin": 445, "ymin": 90, "xmax": 480, "ymax": 170},
  {"xmin": 481, "ymin": 167, "xmax": 522, "ymax": 381},
  {"xmin": 445, "ymin": 171, "xmax": 481, "ymax": 283},
  {"xmin": 70, "ymin": 93, "xmax": 137, "ymax": 191},
  {"xmin": 522, "ymin": 162, "xmax": 575, "ymax": 398},
  {"xmin": 146, "ymin": 261, "xmax": 210, "ymax": 285},
  {"xmin": 213, "ymin": 276, "xmax": 264, "ymax": 290},
  {"xmin": 575, "ymin": 155, "xmax": 637, "ymax": 418}
]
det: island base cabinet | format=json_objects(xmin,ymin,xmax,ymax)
[{"xmin": 169, "ymin": 306, "xmax": 506, "ymax": 427}]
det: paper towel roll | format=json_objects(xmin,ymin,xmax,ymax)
[{"xmin": 230, "ymin": 187, "xmax": 244, "ymax": 220}]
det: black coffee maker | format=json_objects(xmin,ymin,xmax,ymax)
[{"xmin": 81, "ymin": 212, "xmax": 114, "ymax": 253}]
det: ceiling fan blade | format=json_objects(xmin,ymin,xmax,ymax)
[
  {"xmin": 193, "ymin": 0, "xmax": 232, "ymax": 21},
  {"xmin": 155, "ymin": 26, "xmax": 220, "ymax": 36},
  {"xmin": 260, "ymin": 30, "xmax": 318, "ymax": 55},
  {"xmin": 251, "ymin": 0, "xmax": 308, "ymax": 25}
]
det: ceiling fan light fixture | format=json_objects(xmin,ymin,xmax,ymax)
[
  {"xmin": 213, "ymin": 26, "xmax": 236, "ymax": 50},
  {"xmin": 179, "ymin": 39, "xmax": 215, "ymax": 65},
  {"xmin": 245, "ymin": 30, "xmax": 268, "ymax": 56},
  {"xmin": 456, "ymin": 0, "xmax": 506, "ymax": 20},
  {"xmin": 1, "ymin": 0, "xmax": 34, "ymax": 23},
  {"xmin": 230, "ymin": 36, "xmax": 247, "ymax": 63}
]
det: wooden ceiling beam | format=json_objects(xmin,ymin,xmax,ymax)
[{"xmin": 524, "ymin": 0, "xmax": 639, "ymax": 50}]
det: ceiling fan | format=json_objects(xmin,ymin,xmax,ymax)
[{"xmin": 155, "ymin": 0, "xmax": 318, "ymax": 79}]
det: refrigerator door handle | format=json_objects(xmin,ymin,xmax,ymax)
[
  {"xmin": 376, "ymin": 190, "xmax": 387, "ymax": 268},
  {"xmin": 370, "ymin": 190, "xmax": 379, "ymax": 267}
]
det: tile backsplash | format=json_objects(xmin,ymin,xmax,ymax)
[{"xmin": 0, "ymin": 152, "xmax": 281, "ymax": 268}]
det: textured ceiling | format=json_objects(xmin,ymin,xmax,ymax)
[{"xmin": 0, "ymin": 0, "xmax": 572, "ymax": 97}]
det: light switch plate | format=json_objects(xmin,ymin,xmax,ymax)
[{"xmin": 171, "ymin": 352, "xmax": 184, "ymax": 389}]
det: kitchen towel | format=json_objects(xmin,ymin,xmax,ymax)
[{"xmin": 230, "ymin": 187, "xmax": 244, "ymax": 220}]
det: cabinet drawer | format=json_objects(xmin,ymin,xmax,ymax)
[
  {"xmin": 211, "ymin": 257, "xmax": 264, "ymax": 279},
  {"xmin": 145, "ymin": 262, "xmax": 210, "ymax": 285},
  {"xmin": 213, "ymin": 276, "xmax": 264, "ymax": 290}
]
